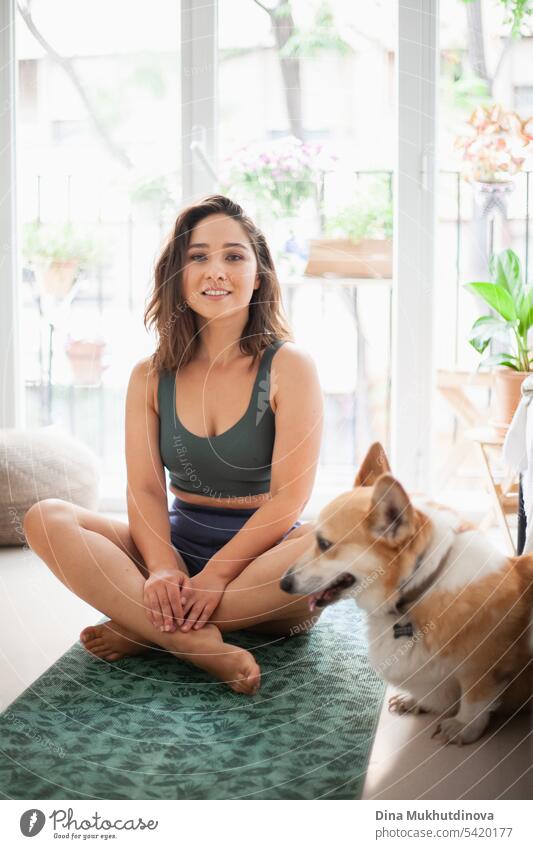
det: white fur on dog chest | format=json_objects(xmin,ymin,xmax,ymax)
[{"xmin": 366, "ymin": 616, "xmax": 447, "ymax": 689}]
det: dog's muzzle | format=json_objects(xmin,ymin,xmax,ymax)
[{"xmin": 280, "ymin": 568, "xmax": 296, "ymax": 594}]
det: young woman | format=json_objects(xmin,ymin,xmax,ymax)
[{"xmin": 24, "ymin": 194, "xmax": 324, "ymax": 695}]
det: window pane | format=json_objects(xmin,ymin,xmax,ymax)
[
  {"xmin": 17, "ymin": 0, "xmax": 181, "ymax": 505},
  {"xmin": 436, "ymin": 0, "xmax": 531, "ymax": 506},
  {"xmin": 218, "ymin": 0, "xmax": 396, "ymax": 496}
]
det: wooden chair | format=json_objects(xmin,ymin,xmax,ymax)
[
  {"xmin": 435, "ymin": 369, "xmax": 493, "ymax": 488},
  {"xmin": 437, "ymin": 370, "xmax": 518, "ymax": 552}
]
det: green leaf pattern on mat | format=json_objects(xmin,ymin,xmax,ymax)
[{"xmin": 0, "ymin": 601, "xmax": 385, "ymax": 800}]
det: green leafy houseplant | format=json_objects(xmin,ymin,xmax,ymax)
[
  {"xmin": 324, "ymin": 184, "xmax": 393, "ymax": 243},
  {"xmin": 465, "ymin": 248, "xmax": 532, "ymax": 372},
  {"xmin": 128, "ymin": 172, "xmax": 179, "ymax": 219},
  {"xmin": 23, "ymin": 220, "xmax": 110, "ymax": 298},
  {"xmin": 23, "ymin": 220, "xmax": 104, "ymax": 266},
  {"xmin": 304, "ymin": 175, "xmax": 393, "ymax": 278},
  {"xmin": 461, "ymin": 0, "xmax": 533, "ymax": 38}
]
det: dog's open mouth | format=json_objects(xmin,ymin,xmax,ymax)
[{"xmin": 308, "ymin": 573, "xmax": 356, "ymax": 611}]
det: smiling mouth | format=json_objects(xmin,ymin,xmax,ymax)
[
  {"xmin": 201, "ymin": 289, "xmax": 231, "ymax": 298},
  {"xmin": 308, "ymin": 573, "xmax": 356, "ymax": 611}
]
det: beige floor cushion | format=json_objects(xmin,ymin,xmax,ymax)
[{"xmin": 0, "ymin": 425, "xmax": 100, "ymax": 546}]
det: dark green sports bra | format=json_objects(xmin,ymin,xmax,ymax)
[{"xmin": 157, "ymin": 339, "xmax": 286, "ymax": 499}]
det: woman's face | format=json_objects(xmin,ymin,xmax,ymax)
[{"xmin": 181, "ymin": 213, "xmax": 260, "ymax": 323}]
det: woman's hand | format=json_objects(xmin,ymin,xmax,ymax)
[
  {"xmin": 143, "ymin": 566, "xmax": 191, "ymax": 633},
  {"xmin": 179, "ymin": 569, "xmax": 227, "ymax": 631}
]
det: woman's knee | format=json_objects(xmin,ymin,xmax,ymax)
[
  {"xmin": 23, "ymin": 498, "xmax": 75, "ymax": 543},
  {"xmin": 248, "ymin": 609, "xmax": 322, "ymax": 638},
  {"xmin": 286, "ymin": 609, "xmax": 322, "ymax": 636}
]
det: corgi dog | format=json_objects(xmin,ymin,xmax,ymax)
[{"xmin": 280, "ymin": 443, "xmax": 533, "ymax": 745}]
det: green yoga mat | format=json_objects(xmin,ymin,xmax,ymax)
[{"xmin": 0, "ymin": 600, "xmax": 385, "ymax": 800}]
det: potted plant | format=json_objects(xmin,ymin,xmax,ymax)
[
  {"xmin": 305, "ymin": 176, "xmax": 393, "ymax": 278},
  {"xmin": 454, "ymin": 103, "xmax": 532, "ymax": 186},
  {"xmin": 454, "ymin": 103, "xmax": 533, "ymax": 225},
  {"xmin": 465, "ymin": 248, "xmax": 532, "ymax": 434},
  {"xmin": 128, "ymin": 172, "xmax": 179, "ymax": 222},
  {"xmin": 221, "ymin": 135, "xmax": 332, "ymax": 219},
  {"xmin": 23, "ymin": 220, "xmax": 105, "ymax": 298},
  {"xmin": 220, "ymin": 136, "xmax": 336, "ymax": 273},
  {"xmin": 65, "ymin": 334, "xmax": 108, "ymax": 386}
]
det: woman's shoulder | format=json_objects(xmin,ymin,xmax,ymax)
[
  {"xmin": 271, "ymin": 340, "xmax": 318, "ymax": 376},
  {"xmin": 128, "ymin": 355, "xmax": 164, "ymax": 414},
  {"xmin": 270, "ymin": 341, "xmax": 320, "ymax": 413}
]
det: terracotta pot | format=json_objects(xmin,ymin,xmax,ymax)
[
  {"xmin": 35, "ymin": 260, "xmax": 79, "ymax": 297},
  {"xmin": 65, "ymin": 339, "xmax": 107, "ymax": 386},
  {"xmin": 490, "ymin": 368, "xmax": 530, "ymax": 437},
  {"xmin": 304, "ymin": 238, "xmax": 392, "ymax": 278}
]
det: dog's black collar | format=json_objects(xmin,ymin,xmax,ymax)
[
  {"xmin": 392, "ymin": 539, "xmax": 454, "ymax": 639},
  {"xmin": 396, "ymin": 544, "xmax": 453, "ymax": 615},
  {"xmin": 391, "ymin": 554, "xmax": 423, "ymax": 638}
]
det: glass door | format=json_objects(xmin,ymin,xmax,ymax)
[
  {"xmin": 217, "ymin": 0, "xmax": 396, "ymax": 502},
  {"xmin": 16, "ymin": 0, "xmax": 181, "ymax": 506}
]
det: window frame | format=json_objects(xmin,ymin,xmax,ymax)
[
  {"xmin": 1, "ymin": 0, "xmax": 23, "ymax": 429},
  {"xmin": 391, "ymin": 0, "xmax": 438, "ymax": 490}
]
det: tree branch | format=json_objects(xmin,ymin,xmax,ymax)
[
  {"xmin": 252, "ymin": 0, "xmax": 273, "ymax": 16},
  {"xmin": 252, "ymin": 0, "xmax": 303, "ymax": 138},
  {"xmin": 465, "ymin": 0, "xmax": 491, "ymax": 91},
  {"xmin": 492, "ymin": 36, "xmax": 513, "ymax": 85},
  {"xmin": 17, "ymin": 0, "xmax": 132, "ymax": 169}
]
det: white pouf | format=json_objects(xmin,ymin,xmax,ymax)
[{"xmin": 0, "ymin": 425, "xmax": 100, "ymax": 546}]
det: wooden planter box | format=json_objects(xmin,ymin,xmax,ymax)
[{"xmin": 304, "ymin": 238, "xmax": 392, "ymax": 278}]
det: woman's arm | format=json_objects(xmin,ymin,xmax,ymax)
[
  {"xmin": 180, "ymin": 344, "xmax": 324, "ymax": 628},
  {"xmin": 125, "ymin": 359, "xmax": 178, "ymax": 574},
  {"xmin": 125, "ymin": 359, "xmax": 191, "ymax": 634}
]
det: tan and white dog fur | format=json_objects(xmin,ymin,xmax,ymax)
[{"xmin": 280, "ymin": 443, "xmax": 533, "ymax": 745}]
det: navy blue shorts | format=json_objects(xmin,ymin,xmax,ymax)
[{"xmin": 169, "ymin": 496, "xmax": 302, "ymax": 577}]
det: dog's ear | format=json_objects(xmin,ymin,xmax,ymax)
[
  {"xmin": 367, "ymin": 473, "xmax": 415, "ymax": 544},
  {"xmin": 354, "ymin": 442, "xmax": 391, "ymax": 488}
]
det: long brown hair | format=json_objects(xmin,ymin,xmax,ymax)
[{"xmin": 144, "ymin": 194, "xmax": 293, "ymax": 372}]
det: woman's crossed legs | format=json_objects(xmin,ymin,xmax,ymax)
[{"xmin": 23, "ymin": 499, "xmax": 319, "ymax": 695}]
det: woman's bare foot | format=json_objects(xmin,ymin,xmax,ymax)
[
  {"xmin": 80, "ymin": 619, "xmax": 261, "ymax": 695},
  {"xmin": 202, "ymin": 643, "xmax": 261, "ymax": 695},
  {"xmin": 165, "ymin": 623, "xmax": 261, "ymax": 695},
  {"xmin": 80, "ymin": 619, "xmax": 155, "ymax": 661}
]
